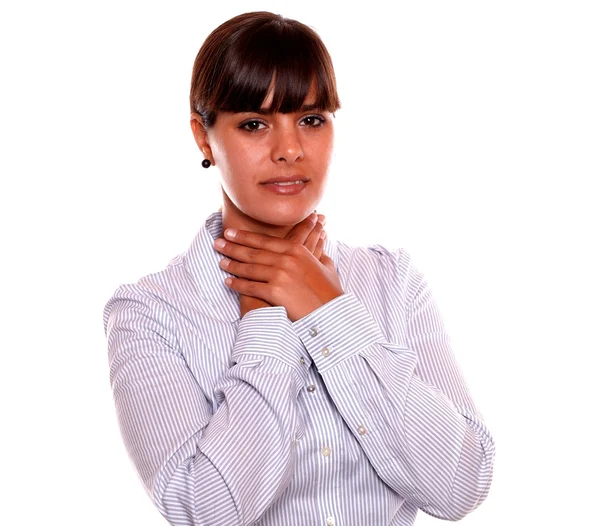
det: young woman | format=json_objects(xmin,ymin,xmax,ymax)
[{"xmin": 104, "ymin": 11, "xmax": 495, "ymax": 526}]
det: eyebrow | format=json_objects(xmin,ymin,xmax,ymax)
[{"xmin": 254, "ymin": 104, "xmax": 319, "ymax": 115}]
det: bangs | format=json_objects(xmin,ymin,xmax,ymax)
[{"xmin": 202, "ymin": 17, "xmax": 340, "ymax": 117}]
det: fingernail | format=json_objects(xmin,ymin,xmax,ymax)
[
  {"xmin": 225, "ymin": 228, "xmax": 237, "ymax": 239},
  {"xmin": 220, "ymin": 257, "xmax": 231, "ymax": 267},
  {"xmin": 320, "ymin": 231, "xmax": 327, "ymax": 238},
  {"xmin": 214, "ymin": 239, "xmax": 226, "ymax": 249}
]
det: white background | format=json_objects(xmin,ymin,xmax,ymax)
[{"xmin": 1, "ymin": 1, "xmax": 598, "ymax": 525}]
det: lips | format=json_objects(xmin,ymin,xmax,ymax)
[
  {"xmin": 270, "ymin": 181, "xmax": 304, "ymax": 186},
  {"xmin": 260, "ymin": 175, "xmax": 310, "ymax": 184},
  {"xmin": 260, "ymin": 179, "xmax": 308, "ymax": 195}
]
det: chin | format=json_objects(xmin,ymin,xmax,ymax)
[
  {"xmin": 239, "ymin": 198, "xmax": 314, "ymax": 227},
  {"xmin": 223, "ymin": 187, "xmax": 317, "ymax": 227},
  {"xmin": 254, "ymin": 208, "xmax": 311, "ymax": 227}
]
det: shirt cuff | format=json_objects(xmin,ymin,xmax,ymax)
[
  {"xmin": 233, "ymin": 306, "xmax": 310, "ymax": 376},
  {"xmin": 291, "ymin": 293, "xmax": 386, "ymax": 373}
]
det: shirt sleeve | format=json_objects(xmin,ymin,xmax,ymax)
[
  {"xmin": 104, "ymin": 285, "xmax": 310, "ymax": 526},
  {"xmin": 290, "ymin": 255, "xmax": 495, "ymax": 521}
]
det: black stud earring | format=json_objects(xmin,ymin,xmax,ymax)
[{"xmin": 202, "ymin": 159, "xmax": 211, "ymax": 168}]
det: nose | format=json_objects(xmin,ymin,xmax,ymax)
[{"xmin": 271, "ymin": 124, "xmax": 304, "ymax": 164}]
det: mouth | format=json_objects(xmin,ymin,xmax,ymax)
[
  {"xmin": 260, "ymin": 176, "xmax": 310, "ymax": 185},
  {"xmin": 260, "ymin": 178, "xmax": 309, "ymax": 195},
  {"xmin": 264, "ymin": 180, "xmax": 306, "ymax": 187}
]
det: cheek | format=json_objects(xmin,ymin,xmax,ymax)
[
  {"xmin": 308, "ymin": 132, "xmax": 334, "ymax": 172},
  {"xmin": 217, "ymin": 136, "xmax": 266, "ymax": 179},
  {"xmin": 214, "ymin": 141, "xmax": 247, "ymax": 186}
]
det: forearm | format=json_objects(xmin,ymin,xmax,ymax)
[
  {"xmin": 106, "ymin": 289, "xmax": 308, "ymax": 526},
  {"xmin": 292, "ymin": 293, "xmax": 495, "ymax": 519},
  {"xmin": 156, "ymin": 354, "xmax": 306, "ymax": 526},
  {"xmin": 312, "ymin": 342, "xmax": 492, "ymax": 519},
  {"xmin": 362, "ymin": 351, "xmax": 493, "ymax": 518}
]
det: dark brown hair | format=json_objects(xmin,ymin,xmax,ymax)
[{"xmin": 190, "ymin": 11, "xmax": 341, "ymax": 128}]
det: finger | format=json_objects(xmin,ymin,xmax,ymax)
[
  {"xmin": 319, "ymin": 252, "xmax": 336, "ymax": 271},
  {"xmin": 310, "ymin": 229, "xmax": 326, "ymax": 258},
  {"xmin": 313, "ymin": 235, "xmax": 325, "ymax": 260},
  {"xmin": 284, "ymin": 213, "xmax": 318, "ymax": 245},
  {"xmin": 225, "ymin": 276, "xmax": 272, "ymax": 302},
  {"xmin": 214, "ymin": 238, "xmax": 281, "ymax": 265},
  {"xmin": 219, "ymin": 257, "xmax": 274, "ymax": 283},
  {"xmin": 303, "ymin": 222, "xmax": 325, "ymax": 253},
  {"xmin": 222, "ymin": 228, "xmax": 293, "ymax": 254}
]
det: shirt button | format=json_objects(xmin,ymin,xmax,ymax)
[
  {"xmin": 299, "ymin": 357, "xmax": 305, "ymax": 365},
  {"xmin": 307, "ymin": 384, "xmax": 316, "ymax": 393},
  {"xmin": 326, "ymin": 516, "xmax": 335, "ymax": 526},
  {"xmin": 358, "ymin": 425, "xmax": 367, "ymax": 435},
  {"xmin": 321, "ymin": 347, "xmax": 331, "ymax": 357},
  {"xmin": 309, "ymin": 327, "xmax": 318, "ymax": 337},
  {"xmin": 321, "ymin": 446, "xmax": 331, "ymax": 457}
]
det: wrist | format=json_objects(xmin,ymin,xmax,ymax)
[{"xmin": 240, "ymin": 295, "xmax": 272, "ymax": 317}]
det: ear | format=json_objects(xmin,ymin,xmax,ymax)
[{"xmin": 190, "ymin": 113, "xmax": 215, "ymax": 166}]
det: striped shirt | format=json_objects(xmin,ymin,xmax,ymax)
[{"xmin": 103, "ymin": 211, "xmax": 495, "ymax": 526}]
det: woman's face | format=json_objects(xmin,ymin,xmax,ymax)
[{"xmin": 193, "ymin": 84, "xmax": 334, "ymax": 229}]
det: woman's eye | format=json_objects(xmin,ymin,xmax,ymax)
[
  {"xmin": 300, "ymin": 115, "xmax": 325, "ymax": 127},
  {"xmin": 240, "ymin": 120, "xmax": 266, "ymax": 132}
]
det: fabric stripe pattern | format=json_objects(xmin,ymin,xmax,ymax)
[{"xmin": 103, "ymin": 211, "xmax": 495, "ymax": 525}]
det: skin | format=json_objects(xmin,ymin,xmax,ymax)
[
  {"xmin": 190, "ymin": 83, "xmax": 334, "ymax": 237},
  {"xmin": 218, "ymin": 214, "xmax": 336, "ymax": 318},
  {"xmin": 190, "ymin": 84, "xmax": 344, "ymax": 320}
]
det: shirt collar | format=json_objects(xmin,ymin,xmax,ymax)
[{"xmin": 184, "ymin": 211, "xmax": 339, "ymax": 323}]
